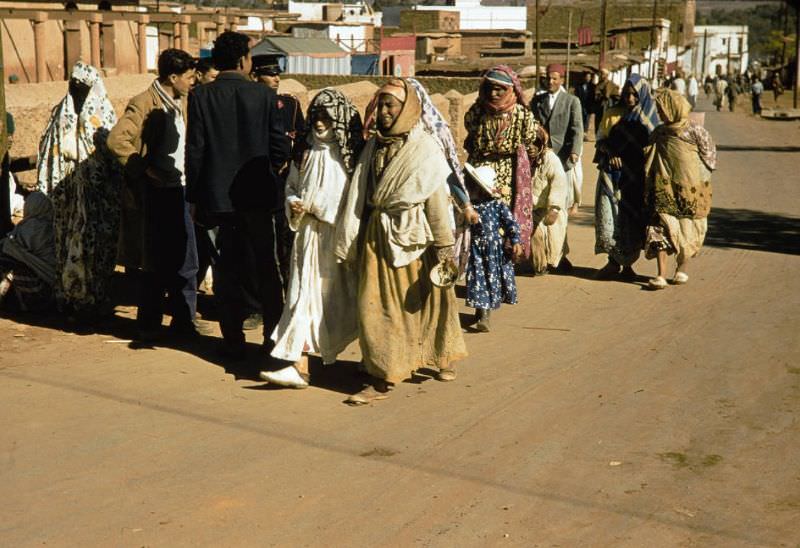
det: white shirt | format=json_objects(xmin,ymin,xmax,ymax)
[
  {"xmin": 672, "ymin": 78, "xmax": 687, "ymax": 96},
  {"xmin": 688, "ymin": 77, "xmax": 699, "ymax": 97},
  {"xmin": 548, "ymin": 86, "xmax": 565, "ymax": 110}
]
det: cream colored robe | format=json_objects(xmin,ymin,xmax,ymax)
[{"xmin": 531, "ymin": 150, "xmax": 570, "ymax": 273}]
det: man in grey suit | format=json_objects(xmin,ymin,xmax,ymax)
[{"xmin": 530, "ymin": 63, "xmax": 583, "ymax": 271}]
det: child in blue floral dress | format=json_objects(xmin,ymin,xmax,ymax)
[{"xmin": 464, "ymin": 164, "xmax": 522, "ymax": 332}]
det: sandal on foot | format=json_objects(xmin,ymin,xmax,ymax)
[
  {"xmin": 345, "ymin": 384, "xmax": 391, "ymax": 406},
  {"xmin": 648, "ymin": 276, "xmax": 668, "ymax": 290},
  {"xmin": 437, "ymin": 368, "xmax": 457, "ymax": 382},
  {"xmin": 673, "ymin": 272, "xmax": 689, "ymax": 285}
]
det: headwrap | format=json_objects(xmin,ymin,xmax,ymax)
[
  {"xmin": 653, "ymin": 88, "xmax": 717, "ymax": 171},
  {"xmin": 375, "ymin": 78, "xmax": 422, "ymax": 138},
  {"xmin": 306, "ymin": 88, "xmax": 364, "ymax": 175},
  {"xmin": 479, "ymin": 65, "xmax": 525, "ymax": 115},
  {"xmin": 531, "ymin": 125, "xmax": 550, "ymax": 168},
  {"xmin": 36, "ymin": 61, "xmax": 117, "ymax": 193},
  {"xmin": 621, "ymin": 74, "xmax": 660, "ymax": 135},
  {"xmin": 406, "ymin": 78, "xmax": 466, "ymax": 195}
]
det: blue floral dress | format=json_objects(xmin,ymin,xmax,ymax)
[{"xmin": 466, "ymin": 199, "xmax": 520, "ymax": 310}]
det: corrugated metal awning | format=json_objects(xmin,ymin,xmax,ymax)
[{"xmin": 254, "ymin": 36, "xmax": 347, "ymax": 57}]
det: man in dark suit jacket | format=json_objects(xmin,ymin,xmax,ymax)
[
  {"xmin": 530, "ymin": 63, "xmax": 584, "ymax": 271},
  {"xmin": 186, "ymin": 31, "xmax": 289, "ymax": 359},
  {"xmin": 575, "ymin": 71, "xmax": 596, "ymax": 134}
]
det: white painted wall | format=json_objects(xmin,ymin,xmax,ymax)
[
  {"xmin": 288, "ymin": 1, "xmax": 382, "ymax": 26},
  {"xmin": 691, "ymin": 25, "xmax": 749, "ymax": 78},
  {"xmin": 415, "ymin": 0, "xmax": 526, "ymax": 31}
]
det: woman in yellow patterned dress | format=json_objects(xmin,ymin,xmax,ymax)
[{"xmin": 464, "ymin": 65, "xmax": 539, "ymax": 261}]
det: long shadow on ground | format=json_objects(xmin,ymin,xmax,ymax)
[{"xmin": 706, "ymin": 207, "xmax": 800, "ymax": 256}]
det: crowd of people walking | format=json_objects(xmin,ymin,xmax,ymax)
[{"xmin": 0, "ymin": 32, "xmax": 719, "ymax": 404}]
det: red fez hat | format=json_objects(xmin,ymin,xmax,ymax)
[{"xmin": 546, "ymin": 63, "xmax": 566, "ymax": 76}]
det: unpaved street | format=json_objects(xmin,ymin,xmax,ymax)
[{"xmin": 1, "ymin": 99, "xmax": 799, "ymax": 547}]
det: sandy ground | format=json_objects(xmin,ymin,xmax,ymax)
[{"xmin": 1, "ymin": 97, "xmax": 799, "ymax": 547}]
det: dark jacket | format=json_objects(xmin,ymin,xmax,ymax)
[
  {"xmin": 186, "ymin": 72, "xmax": 289, "ymax": 215},
  {"xmin": 576, "ymin": 81, "xmax": 595, "ymax": 110},
  {"xmin": 530, "ymin": 90, "xmax": 584, "ymax": 170}
]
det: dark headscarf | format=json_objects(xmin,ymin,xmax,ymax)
[{"xmin": 306, "ymin": 88, "xmax": 364, "ymax": 175}]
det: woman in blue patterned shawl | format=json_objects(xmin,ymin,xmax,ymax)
[{"xmin": 593, "ymin": 73, "xmax": 660, "ymax": 279}]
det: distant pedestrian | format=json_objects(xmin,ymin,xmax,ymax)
[
  {"xmin": 726, "ymin": 77, "xmax": 740, "ymax": 112},
  {"xmin": 771, "ymin": 73, "xmax": 784, "ymax": 106},
  {"xmin": 644, "ymin": 89, "xmax": 716, "ymax": 290},
  {"xmin": 594, "ymin": 68, "xmax": 620, "ymax": 133},
  {"xmin": 713, "ymin": 76, "xmax": 728, "ymax": 112},
  {"xmin": 687, "ymin": 73, "xmax": 698, "ymax": 110},
  {"xmin": 670, "ymin": 71, "xmax": 686, "ymax": 97},
  {"xmin": 751, "ymin": 77, "xmax": 764, "ymax": 115},
  {"xmin": 195, "ymin": 58, "xmax": 218, "ymax": 85},
  {"xmin": 575, "ymin": 71, "xmax": 595, "ymax": 134}
]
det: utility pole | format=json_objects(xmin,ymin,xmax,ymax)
[
  {"xmin": 599, "ymin": 0, "xmax": 607, "ymax": 69},
  {"xmin": 701, "ymin": 28, "xmax": 708, "ymax": 79},
  {"xmin": 726, "ymin": 30, "xmax": 732, "ymax": 75},
  {"xmin": 794, "ymin": 0, "xmax": 799, "ymax": 108},
  {"xmin": 649, "ymin": 0, "xmax": 658, "ymax": 81},
  {"xmin": 566, "ymin": 9, "xmax": 573, "ymax": 89},
  {"xmin": 0, "ymin": 24, "xmax": 6, "ymax": 160}
]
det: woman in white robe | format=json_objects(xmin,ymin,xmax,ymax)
[{"xmin": 261, "ymin": 89, "xmax": 364, "ymax": 389}]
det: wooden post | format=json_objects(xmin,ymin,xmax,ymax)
[
  {"xmin": 0, "ymin": 23, "xmax": 7, "ymax": 158},
  {"xmin": 794, "ymin": 1, "xmax": 799, "ymax": 108},
  {"xmin": 701, "ymin": 28, "xmax": 708, "ymax": 79},
  {"xmin": 566, "ymin": 9, "xmax": 573, "ymax": 89},
  {"xmin": 137, "ymin": 14, "xmax": 149, "ymax": 73},
  {"xmin": 89, "ymin": 14, "xmax": 102, "ymax": 70},
  {"xmin": 180, "ymin": 16, "xmax": 191, "ymax": 52},
  {"xmin": 649, "ymin": 0, "xmax": 658, "ymax": 81},
  {"xmin": 32, "ymin": 12, "xmax": 48, "ymax": 83},
  {"xmin": 100, "ymin": 17, "xmax": 116, "ymax": 69},
  {"xmin": 599, "ymin": 0, "xmax": 607, "ymax": 70},
  {"xmin": 173, "ymin": 21, "xmax": 181, "ymax": 50},
  {"xmin": 535, "ymin": 0, "xmax": 541, "ymax": 83}
]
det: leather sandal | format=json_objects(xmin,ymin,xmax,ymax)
[{"xmin": 345, "ymin": 383, "xmax": 392, "ymax": 406}]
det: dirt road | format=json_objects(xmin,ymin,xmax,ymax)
[{"xmin": 1, "ymin": 99, "xmax": 799, "ymax": 547}]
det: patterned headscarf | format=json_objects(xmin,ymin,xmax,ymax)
[
  {"xmin": 621, "ymin": 74, "xmax": 660, "ymax": 135},
  {"xmin": 36, "ymin": 61, "xmax": 117, "ymax": 192},
  {"xmin": 407, "ymin": 78, "xmax": 466, "ymax": 192},
  {"xmin": 306, "ymin": 88, "xmax": 364, "ymax": 175},
  {"xmin": 653, "ymin": 88, "xmax": 717, "ymax": 171},
  {"xmin": 479, "ymin": 65, "xmax": 526, "ymax": 114}
]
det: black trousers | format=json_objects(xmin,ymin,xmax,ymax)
[
  {"xmin": 212, "ymin": 210, "xmax": 283, "ymax": 350},
  {"xmin": 137, "ymin": 187, "xmax": 198, "ymax": 330}
]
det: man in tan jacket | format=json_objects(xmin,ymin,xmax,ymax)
[{"xmin": 108, "ymin": 48, "xmax": 199, "ymax": 340}]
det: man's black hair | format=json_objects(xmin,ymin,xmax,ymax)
[
  {"xmin": 212, "ymin": 31, "xmax": 250, "ymax": 71},
  {"xmin": 196, "ymin": 57, "xmax": 216, "ymax": 74},
  {"xmin": 158, "ymin": 48, "xmax": 196, "ymax": 80}
]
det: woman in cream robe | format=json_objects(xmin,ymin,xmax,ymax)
[
  {"xmin": 261, "ymin": 89, "xmax": 364, "ymax": 389},
  {"xmin": 336, "ymin": 79, "xmax": 467, "ymax": 405}
]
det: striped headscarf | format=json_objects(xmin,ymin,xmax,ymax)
[{"xmin": 622, "ymin": 74, "xmax": 660, "ymax": 135}]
